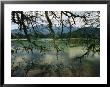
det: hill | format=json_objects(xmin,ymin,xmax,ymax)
[
  {"xmin": 71, "ymin": 27, "xmax": 100, "ymax": 39},
  {"xmin": 11, "ymin": 27, "xmax": 100, "ymax": 39}
]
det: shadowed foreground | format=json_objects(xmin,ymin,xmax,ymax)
[{"xmin": 11, "ymin": 45, "xmax": 100, "ymax": 77}]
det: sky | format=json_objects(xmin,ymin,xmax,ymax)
[
  {"xmin": 11, "ymin": 22, "xmax": 19, "ymax": 30},
  {"xmin": 11, "ymin": 11, "xmax": 100, "ymax": 30}
]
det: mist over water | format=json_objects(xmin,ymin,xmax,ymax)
[{"xmin": 11, "ymin": 43, "xmax": 100, "ymax": 77}]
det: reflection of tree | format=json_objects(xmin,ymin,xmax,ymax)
[{"xmin": 11, "ymin": 11, "xmax": 100, "ymax": 61}]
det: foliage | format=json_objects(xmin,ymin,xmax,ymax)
[{"xmin": 11, "ymin": 11, "xmax": 100, "ymax": 77}]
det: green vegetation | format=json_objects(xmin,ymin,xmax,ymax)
[{"xmin": 11, "ymin": 11, "xmax": 100, "ymax": 77}]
